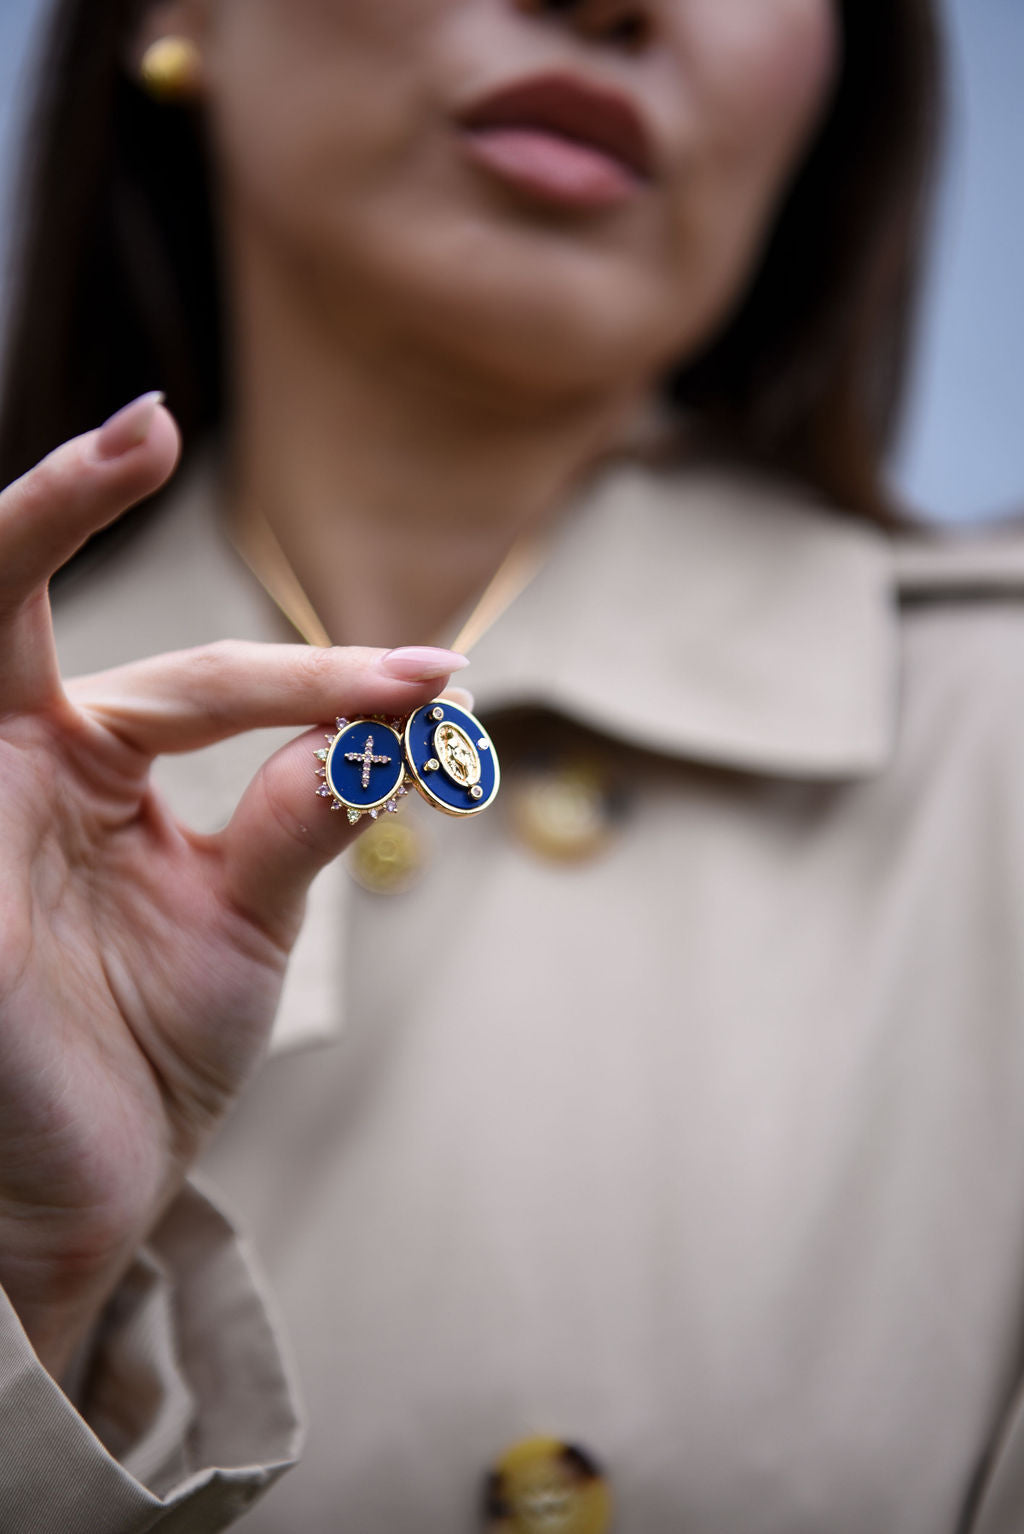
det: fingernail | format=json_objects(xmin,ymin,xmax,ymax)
[
  {"xmin": 94, "ymin": 391, "xmax": 165, "ymax": 461},
  {"xmin": 441, "ymin": 685, "xmax": 476, "ymax": 713},
  {"xmin": 378, "ymin": 646, "xmax": 470, "ymax": 681}
]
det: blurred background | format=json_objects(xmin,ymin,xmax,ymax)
[{"xmin": 0, "ymin": 0, "xmax": 1019, "ymax": 525}]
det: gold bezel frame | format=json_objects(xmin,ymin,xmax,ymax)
[
  {"xmin": 403, "ymin": 704, "xmax": 501, "ymax": 818},
  {"xmin": 325, "ymin": 719, "xmax": 407, "ymax": 813}
]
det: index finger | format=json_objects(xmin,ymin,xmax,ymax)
[{"xmin": 0, "ymin": 394, "xmax": 180, "ymax": 713}]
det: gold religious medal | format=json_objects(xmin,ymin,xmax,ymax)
[
  {"xmin": 316, "ymin": 702, "xmax": 500, "ymax": 823},
  {"xmin": 315, "ymin": 716, "xmax": 409, "ymax": 825},
  {"xmin": 403, "ymin": 699, "xmax": 500, "ymax": 817},
  {"xmin": 230, "ymin": 498, "xmax": 515, "ymax": 832}
]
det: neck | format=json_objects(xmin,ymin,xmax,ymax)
[{"xmin": 224, "ymin": 257, "xmax": 637, "ymax": 648}]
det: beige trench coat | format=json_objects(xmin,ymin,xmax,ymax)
[{"xmin": 6, "ymin": 457, "xmax": 1024, "ymax": 1532}]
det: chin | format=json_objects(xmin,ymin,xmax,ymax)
[
  {"xmin": 333, "ymin": 216, "xmax": 704, "ymax": 408},
  {"xmin": 434, "ymin": 294, "xmax": 672, "ymax": 402}
]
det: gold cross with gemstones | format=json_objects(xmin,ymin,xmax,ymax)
[{"xmin": 345, "ymin": 734, "xmax": 392, "ymax": 790}]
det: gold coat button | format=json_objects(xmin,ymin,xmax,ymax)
[
  {"xmin": 509, "ymin": 763, "xmax": 616, "ymax": 864},
  {"xmin": 483, "ymin": 1437, "xmax": 613, "ymax": 1534},
  {"xmin": 345, "ymin": 817, "xmax": 426, "ymax": 895}
]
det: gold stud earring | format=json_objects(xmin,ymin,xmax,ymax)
[{"xmin": 139, "ymin": 36, "xmax": 203, "ymax": 103}]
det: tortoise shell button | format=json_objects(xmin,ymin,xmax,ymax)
[
  {"xmin": 509, "ymin": 762, "xmax": 618, "ymax": 864},
  {"xmin": 483, "ymin": 1437, "xmax": 613, "ymax": 1534}
]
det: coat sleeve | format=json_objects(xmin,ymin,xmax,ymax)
[{"xmin": 0, "ymin": 1181, "xmax": 302, "ymax": 1533}]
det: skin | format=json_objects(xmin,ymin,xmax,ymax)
[
  {"xmin": 0, "ymin": 0, "xmax": 837, "ymax": 1375},
  {"xmin": 148, "ymin": 0, "xmax": 839, "ymax": 643}
]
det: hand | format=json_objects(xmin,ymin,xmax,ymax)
[{"xmin": 0, "ymin": 395, "xmax": 465, "ymax": 1376}]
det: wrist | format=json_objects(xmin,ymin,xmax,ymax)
[{"xmin": 0, "ymin": 1220, "xmax": 137, "ymax": 1380}]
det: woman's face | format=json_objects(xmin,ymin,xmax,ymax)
[{"xmin": 163, "ymin": 0, "xmax": 839, "ymax": 404}]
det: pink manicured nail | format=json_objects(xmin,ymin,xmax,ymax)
[
  {"xmin": 379, "ymin": 647, "xmax": 470, "ymax": 681},
  {"xmin": 441, "ymin": 685, "xmax": 476, "ymax": 713},
  {"xmin": 94, "ymin": 391, "xmax": 165, "ymax": 461}
]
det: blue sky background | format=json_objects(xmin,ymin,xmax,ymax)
[{"xmin": 0, "ymin": 0, "xmax": 1019, "ymax": 524}]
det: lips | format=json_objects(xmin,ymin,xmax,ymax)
[{"xmin": 458, "ymin": 72, "xmax": 654, "ymax": 208}]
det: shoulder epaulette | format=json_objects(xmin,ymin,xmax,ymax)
[{"xmin": 894, "ymin": 516, "xmax": 1024, "ymax": 603}]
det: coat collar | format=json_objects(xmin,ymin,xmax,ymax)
[
  {"xmin": 52, "ymin": 453, "xmax": 900, "ymax": 1058},
  {"xmin": 56, "ymin": 451, "xmax": 902, "ymax": 785},
  {"xmin": 470, "ymin": 459, "xmax": 899, "ymax": 778}
]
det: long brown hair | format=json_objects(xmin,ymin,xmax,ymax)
[{"xmin": 0, "ymin": 0, "xmax": 941, "ymax": 530}]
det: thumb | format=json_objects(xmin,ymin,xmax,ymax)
[{"xmin": 218, "ymin": 707, "xmax": 421, "ymax": 943}]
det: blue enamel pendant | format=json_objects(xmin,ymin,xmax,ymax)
[
  {"xmin": 317, "ymin": 702, "xmax": 499, "ymax": 822},
  {"xmin": 315, "ymin": 717, "xmax": 409, "ymax": 825},
  {"xmin": 403, "ymin": 700, "xmax": 500, "ymax": 817}
]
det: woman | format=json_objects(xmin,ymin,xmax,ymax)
[{"xmin": 4, "ymin": 1, "xmax": 1023, "ymax": 1531}]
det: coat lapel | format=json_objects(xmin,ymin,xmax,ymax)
[
  {"xmin": 52, "ymin": 455, "xmax": 902, "ymax": 1060},
  {"xmin": 470, "ymin": 460, "xmax": 899, "ymax": 778}
]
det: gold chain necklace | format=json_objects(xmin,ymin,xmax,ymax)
[
  {"xmin": 227, "ymin": 498, "xmax": 544, "ymax": 657},
  {"xmin": 227, "ymin": 499, "xmax": 544, "ymax": 835}
]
